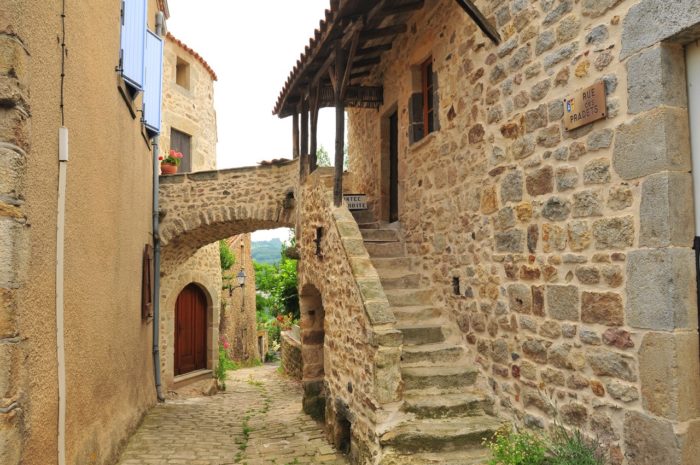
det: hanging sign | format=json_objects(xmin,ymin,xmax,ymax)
[
  {"xmin": 344, "ymin": 194, "xmax": 368, "ymax": 210},
  {"xmin": 564, "ymin": 81, "xmax": 606, "ymax": 131}
]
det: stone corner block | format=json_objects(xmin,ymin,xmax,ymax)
[
  {"xmin": 639, "ymin": 331, "xmax": 700, "ymax": 421},
  {"xmin": 626, "ymin": 248, "xmax": 697, "ymax": 331},
  {"xmin": 624, "ymin": 411, "xmax": 681, "ymax": 465},
  {"xmin": 626, "ymin": 44, "xmax": 687, "ymax": 115},
  {"xmin": 613, "ymin": 107, "xmax": 691, "ymax": 180},
  {"xmin": 364, "ymin": 300, "xmax": 395, "ymax": 326},
  {"xmin": 640, "ymin": 171, "xmax": 695, "ymax": 248}
]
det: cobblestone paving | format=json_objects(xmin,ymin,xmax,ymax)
[{"xmin": 117, "ymin": 364, "xmax": 348, "ymax": 465}]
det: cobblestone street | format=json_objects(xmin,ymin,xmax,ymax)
[{"xmin": 117, "ymin": 364, "xmax": 348, "ymax": 465}]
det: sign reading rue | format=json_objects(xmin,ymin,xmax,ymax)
[
  {"xmin": 564, "ymin": 81, "xmax": 606, "ymax": 131},
  {"xmin": 344, "ymin": 194, "xmax": 368, "ymax": 211}
]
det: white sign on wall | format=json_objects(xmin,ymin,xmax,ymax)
[{"xmin": 344, "ymin": 194, "xmax": 368, "ymax": 211}]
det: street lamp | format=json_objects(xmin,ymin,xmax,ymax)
[{"xmin": 229, "ymin": 268, "xmax": 246, "ymax": 296}]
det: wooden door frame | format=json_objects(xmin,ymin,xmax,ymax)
[{"xmin": 379, "ymin": 103, "xmax": 399, "ymax": 223}]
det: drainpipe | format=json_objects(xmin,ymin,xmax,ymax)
[
  {"xmin": 151, "ymin": 12, "xmax": 166, "ymax": 403},
  {"xmin": 56, "ymin": 127, "xmax": 69, "ymax": 465},
  {"xmin": 152, "ymin": 136, "xmax": 165, "ymax": 403},
  {"xmin": 687, "ymin": 42, "xmax": 700, "ymax": 334}
]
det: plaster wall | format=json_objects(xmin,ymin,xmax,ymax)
[
  {"xmin": 346, "ymin": 0, "xmax": 700, "ymax": 463},
  {"xmin": 1, "ymin": 0, "xmax": 163, "ymax": 463}
]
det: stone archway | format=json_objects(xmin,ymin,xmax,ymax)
[{"xmin": 299, "ymin": 283, "xmax": 326, "ymax": 421}]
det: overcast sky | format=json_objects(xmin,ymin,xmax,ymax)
[{"xmin": 167, "ymin": 0, "xmax": 338, "ymax": 241}]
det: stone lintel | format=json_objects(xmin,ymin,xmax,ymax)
[{"xmin": 626, "ymin": 248, "xmax": 697, "ymax": 331}]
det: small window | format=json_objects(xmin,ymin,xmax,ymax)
[
  {"xmin": 171, "ymin": 128, "xmax": 192, "ymax": 172},
  {"xmin": 176, "ymin": 57, "xmax": 190, "ymax": 89},
  {"xmin": 408, "ymin": 56, "xmax": 439, "ymax": 144},
  {"xmin": 421, "ymin": 58, "xmax": 435, "ymax": 136},
  {"xmin": 141, "ymin": 244, "xmax": 154, "ymax": 320}
]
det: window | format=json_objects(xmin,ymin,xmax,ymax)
[
  {"xmin": 141, "ymin": 244, "xmax": 154, "ymax": 320},
  {"xmin": 176, "ymin": 57, "xmax": 191, "ymax": 89},
  {"xmin": 171, "ymin": 128, "xmax": 192, "ymax": 172},
  {"xmin": 421, "ymin": 58, "xmax": 435, "ymax": 136},
  {"xmin": 408, "ymin": 56, "xmax": 439, "ymax": 144}
]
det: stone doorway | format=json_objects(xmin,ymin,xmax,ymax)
[
  {"xmin": 175, "ymin": 283, "xmax": 208, "ymax": 376},
  {"xmin": 300, "ymin": 284, "xmax": 326, "ymax": 421}
]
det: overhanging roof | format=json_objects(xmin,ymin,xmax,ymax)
[{"xmin": 272, "ymin": 0, "xmax": 500, "ymax": 118}]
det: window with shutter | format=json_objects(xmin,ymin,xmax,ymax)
[
  {"xmin": 171, "ymin": 128, "xmax": 192, "ymax": 172},
  {"xmin": 120, "ymin": 0, "xmax": 147, "ymax": 92},
  {"xmin": 142, "ymin": 244, "xmax": 154, "ymax": 320},
  {"xmin": 408, "ymin": 56, "xmax": 439, "ymax": 144},
  {"xmin": 143, "ymin": 30, "xmax": 163, "ymax": 135}
]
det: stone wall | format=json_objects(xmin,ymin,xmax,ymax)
[
  {"xmin": 298, "ymin": 170, "xmax": 402, "ymax": 464},
  {"xmin": 0, "ymin": 2, "xmax": 30, "ymax": 462},
  {"xmin": 281, "ymin": 331, "xmax": 303, "ymax": 380},
  {"xmin": 347, "ymin": 0, "xmax": 700, "ymax": 462},
  {"xmin": 220, "ymin": 234, "xmax": 258, "ymax": 362},
  {"xmin": 160, "ymin": 36, "xmax": 217, "ymax": 172}
]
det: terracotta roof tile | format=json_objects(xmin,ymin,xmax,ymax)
[{"xmin": 166, "ymin": 32, "xmax": 218, "ymax": 81}]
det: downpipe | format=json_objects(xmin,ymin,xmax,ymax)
[
  {"xmin": 152, "ymin": 135, "xmax": 165, "ymax": 403},
  {"xmin": 687, "ymin": 41, "xmax": 700, "ymax": 347}
]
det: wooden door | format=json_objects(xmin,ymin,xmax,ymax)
[
  {"xmin": 389, "ymin": 111, "xmax": 399, "ymax": 223},
  {"xmin": 175, "ymin": 284, "xmax": 207, "ymax": 376}
]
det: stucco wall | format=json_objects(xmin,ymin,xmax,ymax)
[
  {"xmin": 159, "ymin": 36, "xmax": 217, "ymax": 172},
  {"xmin": 2, "ymin": 0, "xmax": 164, "ymax": 463},
  {"xmin": 347, "ymin": 0, "xmax": 700, "ymax": 463}
]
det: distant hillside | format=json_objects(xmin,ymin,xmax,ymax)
[{"xmin": 251, "ymin": 238, "xmax": 283, "ymax": 264}]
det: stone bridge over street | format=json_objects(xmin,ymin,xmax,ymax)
[{"xmin": 158, "ymin": 159, "xmax": 298, "ymax": 270}]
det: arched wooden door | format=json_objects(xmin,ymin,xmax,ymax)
[{"xmin": 175, "ymin": 284, "xmax": 207, "ymax": 376}]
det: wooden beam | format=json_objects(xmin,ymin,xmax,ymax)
[
  {"xmin": 382, "ymin": 0, "xmax": 425, "ymax": 16},
  {"xmin": 328, "ymin": 64, "xmax": 338, "ymax": 94},
  {"xmin": 357, "ymin": 44, "xmax": 392, "ymax": 56},
  {"xmin": 350, "ymin": 70, "xmax": 371, "ymax": 80},
  {"xmin": 334, "ymin": 43, "xmax": 347, "ymax": 207},
  {"xmin": 353, "ymin": 56, "xmax": 382, "ymax": 68},
  {"xmin": 340, "ymin": 30, "xmax": 360, "ymax": 100},
  {"xmin": 454, "ymin": 0, "xmax": 501, "ymax": 44},
  {"xmin": 360, "ymin": 24, "xmax": 407, "ymax": 40},
  {"xmin": 301, "ymin": 99, "xmax": 309, "ymax": 156},
  {"xmin": 292, "ymin": 112, "xmax": 299, "ymax": 159},
  {"xmin": 310, "ymin": 85, "xmax": 320, "ymax": 172}
]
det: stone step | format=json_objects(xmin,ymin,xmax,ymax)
[
  {"xmin": 361, "ymin": 228, "xmax": 401, "ymax": 242},
  {"xmin": 391, "ymin": 305, "xmax": 443, "ymax": 321},
  {"xmin": 378, "ymin": 270, "xmax": 421, "ymax": 290},
  {"xmin": 401, "ymin": 342, "xmax": 465, "ymax": 365},
  {"xmin": 385, "ymin": 288, "xmax": 434, "ymax": 307},
  {"xmin": 379, "ymin": 416, "xmax": 504, "ymax": 454},
  {"xmin": 402, "ymin": 366, "xmax": 479, "ymax": 391},
  {"xmin": 365, "ymin": 241, "xmax": 404, "ymax": 258},
  {"xmin": 402, "ymin": 392, "xmax": 495, "ymax": 419},
  {"xmin": 351, "ymin": 209, "xmax": 375, "ymax": 224},
  {"xmin": 379, "ymin": 449, "xmax": 491, "ymax": 465},
  {"xmin": 396, "ymin": 324, "xmax": 445, "ymax": 346},
  {"xmin": 371, "ymin": 257, "xmax": 416, "ymax": 270}
]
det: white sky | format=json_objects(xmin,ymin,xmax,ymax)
[{"xmin": 166, "ymin": 0, "xmax": 338, "ymax": 242}]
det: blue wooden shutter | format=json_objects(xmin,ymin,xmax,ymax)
[
  {"xmin": 120, "ymin": 0, "xmax": 147, "ymax": 90},
  {"xmin": 143, "ymin": 30, "xmax": 163, "ymax": 134}
]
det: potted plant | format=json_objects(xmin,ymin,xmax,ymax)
[{"xmin": 159, "ymin": 150, "xmax": 184, "ymax": 174}]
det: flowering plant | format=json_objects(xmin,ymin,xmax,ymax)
[{"xmin": 159, "ymin": 149, "xmax": 184, "ymax": 166}]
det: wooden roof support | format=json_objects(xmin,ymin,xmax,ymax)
[
  {"xmin": 300, "ymin": 98, "xmax": 309, "ymax": 180},
  {"xmin": 382, "ymin": 0, "xmax": 425, "ymax": 15},
  {"xmin": 455, "ymin": 0, "xmax": 501, "ymax": 44},
  {"xmin": 361, "ymin": 24, "xmax": 407, "ymax": 40},
  {"xmin": 334, "ymin": 43, "xmax": 347, "ymax": 207},
  {"xmin": 356, "ymin": 44, "xmax": 392, "ymax": 56},
  {"xmin": 310, "ymin": 85, "xmax": 320, "ymax": 173},
  {"xmin": 292, "ymin": 111, "xmax": 299, "ymax": 159},
  {"xmin": 340, "ymin": 30, "xmax": 360, "ymax": 101}
]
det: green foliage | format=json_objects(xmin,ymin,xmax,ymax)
[
  {"xmin": 215, "ymin": 345, "xmax": 239, "ymax": 389},
  {"xmin": 487, "ymin": 427, "xmax": 547, "ymax": 465},
  {"xmin": 219, "ymin": 240, "xmax": 235, "ymax": 271},
  {"xmin": 316, "ymin": 145, "xmax": 349, "ymax": 170},
  {"xmin": 549, "ymin": 429, "xmax": 603, "ymax": 465},
  {"xmin": 254, "ymin": 236, "xmax": 299, "ymax": 321},
  {"xmin": 251, "ymin": 238, "xmax": 283, "ymax": 264}
]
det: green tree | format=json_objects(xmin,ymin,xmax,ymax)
[
  {"xmin": 253, "ymin": 236, "xmax": 299, "ymax": 320},
  {"xmin": 219, "ymin": 240, "xmax": 235, "ymax": 271},
  {"xmin": 316, "ymin": 145, "xmax": 349, "ymax": 170}
]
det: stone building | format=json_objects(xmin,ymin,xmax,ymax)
[
  {"xmin": 0, "ymin": 0, "xmax": 170, "ymax": 463},
  {"xmin": 274, "ymin": 0, "xmax": 700, "ymax": 464},
  {"xmin": 157, "ymin": 33, "xmax": 223, "ymax": 390},
  {"xmin": 220, "ymin": 234, "xmax": 259, "ymax": 362}
]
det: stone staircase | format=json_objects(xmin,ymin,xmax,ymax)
[{"xmin": 354, "ymin": 212, "xmax": 503, "ymax": 464}]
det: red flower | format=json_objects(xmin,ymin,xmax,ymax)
[
  {"xmin": 169, "ymin": 149, "xmax": 176, "ymax": 156},
  {"xmin": 158, "ymin": 156, "xmax": 163, "ymax": 161}
]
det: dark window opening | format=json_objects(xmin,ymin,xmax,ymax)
[
  {"xmin": 452, "ymin": 277, "xmax": 460, "ymax": 296},
  {"xmin": 176, "ymin": 57, "xmax": 190, "ymax": 89},
  {"xmin": 421, "ymin": 57, "xmax": 435, "ymax": 136},
  {"xmin": 170, "ymin": 128, "xmax": 192, "ymax": 173}
]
